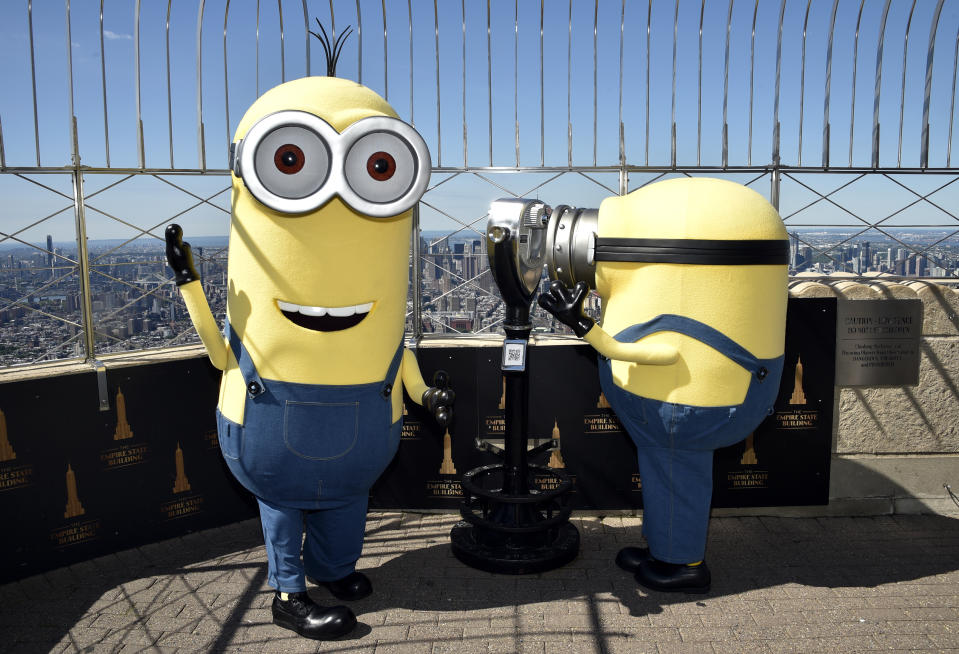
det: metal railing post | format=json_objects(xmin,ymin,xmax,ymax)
[
  {"xmin": 412, "ymin": 203, "xmax": 423, "ymax": 340},
  {"xmin": 70, "ymin": 119, "xmax": 97, "ymax": 361}
]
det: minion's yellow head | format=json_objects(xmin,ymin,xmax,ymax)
[{"xmin": 225, "ymin": 76, "xmax": 430, "ymax": 384}]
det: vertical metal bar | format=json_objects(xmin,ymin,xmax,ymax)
[
  {"xmin": 408, "ymin": 0, "xmax": 413, "ymax": 124},
  {"xmin": 67, "ymin": 11, "xmax": 95, "ymax": 359},
  {"xmin": 135, "ymin": 0, "xmax": 144, "ymax": 169},
  {"xmin": 872, "ymin": 0, "xmax": 893, "ymax": 170},
  {"xmin": 698, "ymin": 0, "xmax": 705, "ymax": 166},
  {"xmin": 488, "ymin": 0, "xmax": 493, "ymax": 166},
  {"xmin": 920, "ymin": 0, "xmax": 946, "ymax": 169},
  {"xmin": 898, "ymin": 0, "xmax": 918, "ymax": 167},
  {"xmin": 197, "ymin": 0, "xmax": 207, "ymax": 170},
  {"xmin": 256, "ymin": 0, "xmax": 261, "ymax": 96},
  {"xmin": 434, "ymin": 0, "xmax": 441, "ymax": 162},
  {"xmin": 747, "ymin": 0, "xmax": 757, "ymax": 166},
  {"xmin": 567, "ymin": 0, "xmax": 573, "ymax": 167},
  {"xmin": 224, "ymin": 0, "xmax": 232, "ymax": 151},
  {"xmin": 412, "ymin": 205, "xmax": 422, "ymax": 340},
  {"xmin": 356, "ymin": 0, "xmax": 362, "ymax": 84},
  {"xmin": 302, "ymin": 0, "xmax": 310, "ymax": 77},
  {"xmin": 278, "ymin": 0, "xmax": 286, "ymax": 83},
  {"xmin": 592, "ymin": 0, "xmax": 598, "ymax": 167},
  {"xmin": 645, "ymin": 0, "xmax": 651, "ymax": 165},
  {"xmin": 948, "ymin": 22, "xmax": 959, "ymax": 167},
  {"xmin": 328, "ymin": 0, "xmax": 335, "ymax": 35},
  {"xmin": 0, "ymin": 116, "xmax": 5, "ymax": 169},
  {"xmin": 541, "ymin": 0, "xmax": 546, "ymax": 167},
  {"xmin": 773, "ymin": 0, "xmax": 785, "ymax": 165},
  {"xmin": 822, "ymin": 0, "xmax": 840, "ymax": 168},
  {"xmin": 849, "ymin": 0, "xmax": 865, "ymax": 167},
  {"xmin": 382, "ymin": 0, "xmax": 388, "ymax": 101},
  {"xmin": 166, "ymin": 0, "xmax": 174, "ymax": 168},
  {"xmin": 722, "ymin": 0, "xmax": 734, "ymax": 169},
  {"xmin": 771, "ymin": 167, "xmax": 780, "ymax": 210},
  {"xmin": 518, "ymin": 0, "xmax": 522, "ymax": 167},
  {"xmin": 619, "ymin": 0, "xmax": 625, "ymax": 177},
  {"xmin": 28, "ymin": 0, "xmax": 40, "ymax": 166},
  {"xmin": 65, "ymin": 0, "xmax": 77, "ymax": 161},
  {"xmin": 798, "ymin": 0, "xmax": 811, "ymax": 167},
  {"xmin": 72, "ymin": 165, "xmax": 96, "ymax": 360},
  {"xmin": 670, "ymin": 0, "xmax": 678, "ymax": 168},
  {"xmin": 99, "ymin": 0, "xmax": 111, "ymax": 167},
  {"xmin": 464, "ymin": 0, "xmax": 469, "ymax": 167}
]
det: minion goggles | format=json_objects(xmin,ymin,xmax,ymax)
[{"xmin": 230, "ymin": 110, "xmax": 431, "ymax": 217}]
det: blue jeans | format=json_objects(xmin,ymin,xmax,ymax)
[
  {"xmin": 217, "ymin": 322, "xmax": 404, "ymax": 591},
  {"xmin": 598, "ymin": 314, "xmax": 784, "ymax": 563}
]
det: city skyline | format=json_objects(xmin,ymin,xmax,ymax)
[{"xmin": 1, "ymin": 223, "xmax": 955, "ymax": 368}]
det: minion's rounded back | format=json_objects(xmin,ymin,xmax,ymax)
[{"xmin": 595, "ymin": 177, "xmax": 788, "ymax": 407}]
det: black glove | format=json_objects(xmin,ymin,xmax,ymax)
[
  {"xmin": 537, "ymin": 280, "xmax": 595, "ymax": 337},
  {"xmin": 422, "ymin": 370, "xmax": 454, "ymax": 428},
  {"xmin": 165, "ymin": 224, "xmax": 200, "ymax": 286}
]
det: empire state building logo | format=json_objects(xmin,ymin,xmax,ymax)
[
  {"xmin": 64, "ymin": 464, "xmax": 85, "ymax": 519},
  {"xmin": 790, "ymin": 357, "xmax": 807, "ymax": 405},
  {"xmin": 548, "ymin": 420, "xmax": 565, "ymax": 469},
  {"xmin": 438, "ymin": 430, "xmax": 457, "ymax": 475},
  {"xmin": 0, "ymin": 410, "xmax": 16, "ymax": 462},
  {"xmin": 172, "ymin": 443, "xmax": 191, "ymax": 493},
  {"xmin": 113, "ymin": 388, "xmax": 134, "ymax": 440}
]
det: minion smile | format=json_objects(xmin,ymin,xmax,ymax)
[{"xmin": 277, "ymin": 300, "xmax": 374, "ymax": 332}]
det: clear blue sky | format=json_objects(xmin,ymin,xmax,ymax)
[{"xmin": 1, "ymin": 0, "xmax": 958, "ymax": 241}]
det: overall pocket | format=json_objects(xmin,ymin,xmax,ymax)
[
  {"xmin": 216, "ymin": 410, "xmax": 243, "ymax": 460},
  {"xmin": 283, "ymin": 401, "xmax": 359, "ymax": 460}
]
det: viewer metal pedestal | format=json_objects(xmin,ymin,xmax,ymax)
[{"xmin": 450, "ymin": 199, "xmax": 579, "ymax": 575}]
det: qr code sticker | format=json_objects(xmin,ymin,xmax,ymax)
[{"xmin": 503, "ymin": 341, "xmax": 526, "ymax": 369}]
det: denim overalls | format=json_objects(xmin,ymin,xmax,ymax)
[
  {"xmin": 216, "ymin": 322, "xmax": 404, "ymax": 591},
  {"xmin": 598, "ymin": 314, "xmax": 784, "ymax": 564}
]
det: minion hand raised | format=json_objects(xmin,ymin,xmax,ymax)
[
  {"xmin": 422, "ymin": 370, "xmax": 455, "ymax": 428},
  {"xmin": 537, "ymin": 280, "xmax": 595, "ymax": 338},
  {"xmin": 165, "ymin": 224, "xmax": 200, "ymax": 286}
]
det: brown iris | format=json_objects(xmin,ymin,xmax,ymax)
[
  {"xmin": 274, "ymin": 144, "xmax": 305, "ymax": 174},
  {"xmin": 366, "ymin": 151, "xmax": 396, "ymax": 181}
]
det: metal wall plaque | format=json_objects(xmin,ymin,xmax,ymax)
[{"xmin": 836, "ymin": 299, "xmax": 923, "ymax": 386}]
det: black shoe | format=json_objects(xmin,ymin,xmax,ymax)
[
  {"xmin": 615, "ymin": 546, "xmax": 651, "ymax": 573},
  {"xmin": 272, "ymin": 591, "xmax": 356, "ymax": 640},
  {"xmin": 318, "ymin": 571, "xmax": 373, "ymax": 601},
  {"xmin": 635, "ymin": 558, "xmax": 711, "ymax": 594}
]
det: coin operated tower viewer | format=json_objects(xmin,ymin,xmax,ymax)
[{"xmin": 449, "ymin": 199, "xmax": 580, "ymax": 574}]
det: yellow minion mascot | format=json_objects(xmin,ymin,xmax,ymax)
[
  {"xmin": 538, "ymin": 177, "xmax": 787, "ymax": 593},
  {"xmin": 165, "ymin": 26, "xmax": 453, "ymax": 640}
]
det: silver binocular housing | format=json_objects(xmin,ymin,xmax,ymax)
[{"xmin": 487, "ymin": 199, "xmax": 598, "ymax": 294}]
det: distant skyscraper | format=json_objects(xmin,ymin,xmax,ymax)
[
  {"xmin": 789, "ymin": 232, "xmax": 799, "ymax": 269},
  {"xmin": 46, "ymin": 235, "xmax": 53, "ymax": 279}
]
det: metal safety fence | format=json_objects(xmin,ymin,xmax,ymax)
[{"xmin": 1, "ymin": 0, "xmax": 957, "ymax": 368}]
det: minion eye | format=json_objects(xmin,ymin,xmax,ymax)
[
  {"xmin": 366, "ymin": 151, "xmax": 396, "ymax": 181},
  {"xmin": 344, "ymin": 132, "xmax": 417, "ymax": 205},
  {"xmin": 253, "ymin": 125, "xmax": 330, "ymax": 199}
]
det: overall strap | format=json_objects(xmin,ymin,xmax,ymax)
[
  {"xmin": 224, "ymin": 321, "xmax": 267, "ymax": 399},
  {"xmin": 613, "ymin": 314, "xmax": 762, "ymax": 375},
  {"xmin": 381, "ymin": 342, "xmax": 406, "ymax": 398}
]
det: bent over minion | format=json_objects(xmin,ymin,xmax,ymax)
[
  {"xmin": 537, "ymin": 177, "xmax": 787, "ymax": 593},
  {"xmin": 165, "ymin": 75, "xmax": 453, "ymax": 640}
]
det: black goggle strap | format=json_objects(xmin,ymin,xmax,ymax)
[{"xmin": 594, "ymin": 238, "xmax": 789, "ymax": 266}]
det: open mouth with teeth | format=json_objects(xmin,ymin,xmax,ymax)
[{"xmin": 277, "ymin": 300, "xmax": 374, "ymax": 332}]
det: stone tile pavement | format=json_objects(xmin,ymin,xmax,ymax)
[{"xmin": 1, "ymin": 512, "xmax": 958, "ymax": 653}]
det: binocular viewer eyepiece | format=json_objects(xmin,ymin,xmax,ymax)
[{"xmin": 486, "ymin": 199, "xmax": 599, "ymax": 306}]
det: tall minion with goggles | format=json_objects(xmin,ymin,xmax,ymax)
[
  {"xmin": 538, "ymin": 177, "xmax": 787, "ymax": 594},
  {"xmin": 165, "ymin": 36, "xmax": 453, "ymax": 639}
]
